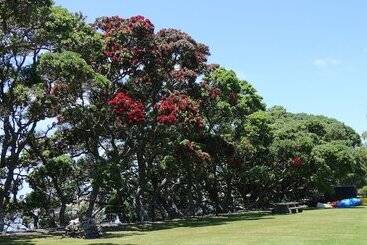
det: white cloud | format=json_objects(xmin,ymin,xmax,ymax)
[{"xmin": 313, "ymin": 58, "xmax": 342, "ymax": 68}]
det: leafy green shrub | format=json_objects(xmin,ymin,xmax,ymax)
[{"xmin": 358, "ymin": 186, "xmax": 367, "ymax": 196}]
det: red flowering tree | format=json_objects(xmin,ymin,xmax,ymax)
[{"xmin": 93, "ymin": 15, "xmax": 212, "ymax": 221}]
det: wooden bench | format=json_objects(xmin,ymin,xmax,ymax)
[{"xmin": 271, "ymin": 202, "xmax": 306, "ymax": 214}]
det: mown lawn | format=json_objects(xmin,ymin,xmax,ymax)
[{"xmin": 1, "ymin": 206, "xmax": 366, "ymax": 245}]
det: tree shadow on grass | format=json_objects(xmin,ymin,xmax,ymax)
[
  {"xmin": 0, "ymin": 233, "xmax": 142, "ymax": 245},
  {"xmin": 87, "ymin": 243, "xmax": 136, "ymax": 245},
  {"xmin": 87, "ymin": 243, "xmax": 130, "ymax": 245},
  {"xmin": 103, "ymin": 232, "xmax": 143, "ymax": 239},
  {"xmin": 305, "ymin": 206, "xmax": 365, "ymax": 211},
  {"xmin": 85, "ymin": 232, "xmax": 143, "ymax": 245},
  {"xmin": 0, "ymin": 211, "xmax": 274, "ymax": 245},
  {"xmin": 105, "ymin": 211, "xmax": 274, "ymax": 233},
  {"xmin": 87, "ymin": 244, "xmax": 117, "ymax": 245},
  {"xmin": 91, "ymin": 212, "xmax": 273, "ymax": 244},
  {"xmin": 0, "ymin": 234, "xmax": 49, "ymax": 245}
]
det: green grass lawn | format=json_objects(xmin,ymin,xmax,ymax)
[{"xmin": 1, "ymin": 206, "xmax": 366, "ymax": 245}]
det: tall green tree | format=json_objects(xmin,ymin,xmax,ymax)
[
  {"xmin": 268, "ymin": 106, "xmax": 365, "ymax": 200},
  {"xmin": 0, "ymin": 0, "xmax": 54, "ymax": 231},
  {"xmin": 0, "ymin": 0, "xmax": 103, "ymax": 231}
]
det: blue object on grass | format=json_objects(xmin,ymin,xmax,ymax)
[{"xmin": 336, "ymin": 198, "xmax": 362, "ymax": 208}]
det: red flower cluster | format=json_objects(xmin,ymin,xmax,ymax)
[
  {"xmin": 95, "ymin": 15, "xmax": 154, "ymax": 36},
  {"xmin": 103, "ymin": 43, "xmax": 128, "ymax": 63},
  {"xmin": 50, "ymin": 82, "xmax": 69, "ymax": 96},
  {"xmin": 201, "ymin": 81, "xmax": 221, "ymax": 100},
  {"xmin": 108, "ymin": 91, "xmax": 145, "ymax": 124},
  {"xmin": 128, "ymin": 15, "xmax": 154, "ymax": 34},
  {"xmin": 156, "ymin": 99, "xmax": 177, "ymax": 124},
  {"xmin": 169, "ymin": 68, "xmax": 197, "ymax": 83},
  {"xmin": 228, "ymin": 157, "xmax": 242, "ymax": 166},
  {"xmin": 228, "ymin": 92, "xmax": 238, "ymax": 105},
  {"xmin": 209, "ymin": 87, "xmax": 221, "ymax": 99},
  {"xmin": 95, "ymin": 16, "xmax": 124, "ymax": 33},
  {"xmin": 290, "ymin": 156, "xmax": 304, "ymax": 167},
  {"xmin": 156, "ymin": 93, "xmax": 203, "ymax": 127},
  {"xmin": 179, "ymin": 140, "xmax": 211, "ymax": 163},
  {"xmin": 157, "ymin": 29, "xmax": 209, "ymax": 74},
  {"xmin": 95, "ymin": 15, "xmax": 155, "ymax": 65}
]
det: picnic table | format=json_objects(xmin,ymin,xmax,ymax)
[{"xmin": 271, "ymin": 202, "xmax": 306, "ymax": 214}]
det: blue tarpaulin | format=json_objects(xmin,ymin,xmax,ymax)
[{"xmin": 336, "ymin": 198, "xmax": 362, "ymax": 208}]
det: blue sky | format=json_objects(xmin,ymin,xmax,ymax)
[{"xmin": 55, "ymin": 0, "xmax": 367, "ymax": 133}]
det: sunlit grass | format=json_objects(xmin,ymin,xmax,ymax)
[{"xmin": 1, "ymin": 206, "xmax": 366, "ymax": 245}]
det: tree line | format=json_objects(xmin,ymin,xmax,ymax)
[{"xmin": 1, "ymin": 0, "xmax": 366, "ymax": 237}]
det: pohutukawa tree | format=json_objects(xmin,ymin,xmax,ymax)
[{"xmin": 93, "ymin": 15, "xmax": 211, "ymax": 222}]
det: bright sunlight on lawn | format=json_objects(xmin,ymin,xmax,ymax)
[{"xmin": 2, "ymin": 206, "xmax": 366, "ymax": 245}]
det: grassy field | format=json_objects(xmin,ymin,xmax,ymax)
[{"xmin": 1, "ymin": 206, "xmax": 366, "ymax": 245}]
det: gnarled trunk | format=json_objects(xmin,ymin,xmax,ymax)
[
  {"xmin": 136, "ymin": 151, "xmax": 148, "ymax": 222},
  {"xmin": 81, "ymin": 183, "xmax": 101, "ymax": 239},
  {"xmin": 59, "ymin": 202, "xmax": 67, "ymax": 227},
  {"xmin": 0, "ymin": 165, "xmax": 15, "ymax": 232}
]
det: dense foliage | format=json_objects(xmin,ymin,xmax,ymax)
[{"xmin": 1, "ymin": 0, "xmax": 366, "ymax": 238}]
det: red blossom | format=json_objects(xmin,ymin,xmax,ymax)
[
  {"xmin": 108, "ymin": 91, "xmax": 145, "ymax": 124},
  {"xmin": 95, "ymin": 15, "xmax": 155, "ymax": 66},
  {"xmin": 95, "ymin": 18, "xmax": 210, "ymax": 89},
  {"xmin": 128, "ymin": 15, "xmax": 154, "ymax": 34},
  {"xmin": 178, "ymin": 140, "xmax": 211, "ymax": 163},
  {"xmin": 169, "ymin": 68, "xmax": 197, "ymax": 83},
  {"xmin": 209, "ymin": 87, "xmax": 221, "ymax": 99},
  {"xmin": 156, "ymin": 29, "xmax": 210, "ymax": 79},
  {"xmin": 50, "ymin": 82, "xmax": 69, "ymax": 96},
  {"xmin": 156, "ymin": 92, "xmax": 203, "ymax": 128},
  {"xmin": 228, "ymin": 157, "xmax": 242, "ymax": 166},
  {"xmin": 290, "ymin": 156, "xmax": 304, "ymax": 167},
  {"xmin": 228, "ymin": 92, "xmax": 238, "ymax": 105}
]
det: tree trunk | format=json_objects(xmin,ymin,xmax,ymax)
[
  {"xmin": 116, "ymin": 190, "xmax": 129, "ymax": 223},
  {"xmin": 59, "ymin": 202, "xmax": 67, "ymax": 227},
  {"xmin": 223, "ymin": 176, "xmax": 234, "ymax": 212},
  {"xmin": 0, "ymin": 165, "xmax": 15, "ymax": 232},
  {"xmin": 206, "ymin": 166, "xmax": 222, "ymax": 215},
  {"xmin": 32, "ymin": 214, "xmax": 39, "ymax": 229},
  {"xmin": 81, "ymin": 183, "xmax": 101, "ymax": 239},
  {"xmin": 136, "ymin": 152, "xmax": 148, "ymax": 222},
  {"xmin": 0, "ymin": 208, "xmax": 5, "ymax": 233},
  {"xmin": 185, "ymin": 161, "xmax": 195, "ymax": 217},
  {"xmin": 135, "ymin": 188, "xmax": 147, "ymax": 222},
  {"xmin": 85, "ymin": 183, "xmax": 99, "ymax": 219},
  {"xmin": 149, "ymin": 175, "xmax": 161, "ymax": 221},
  {"xmin": 157, "ymin": 193, "xmax": 182, "ymax": 219},
  {"xmin": 51, "ymin": 176, "xmax": 68, "ymax": 227}
]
